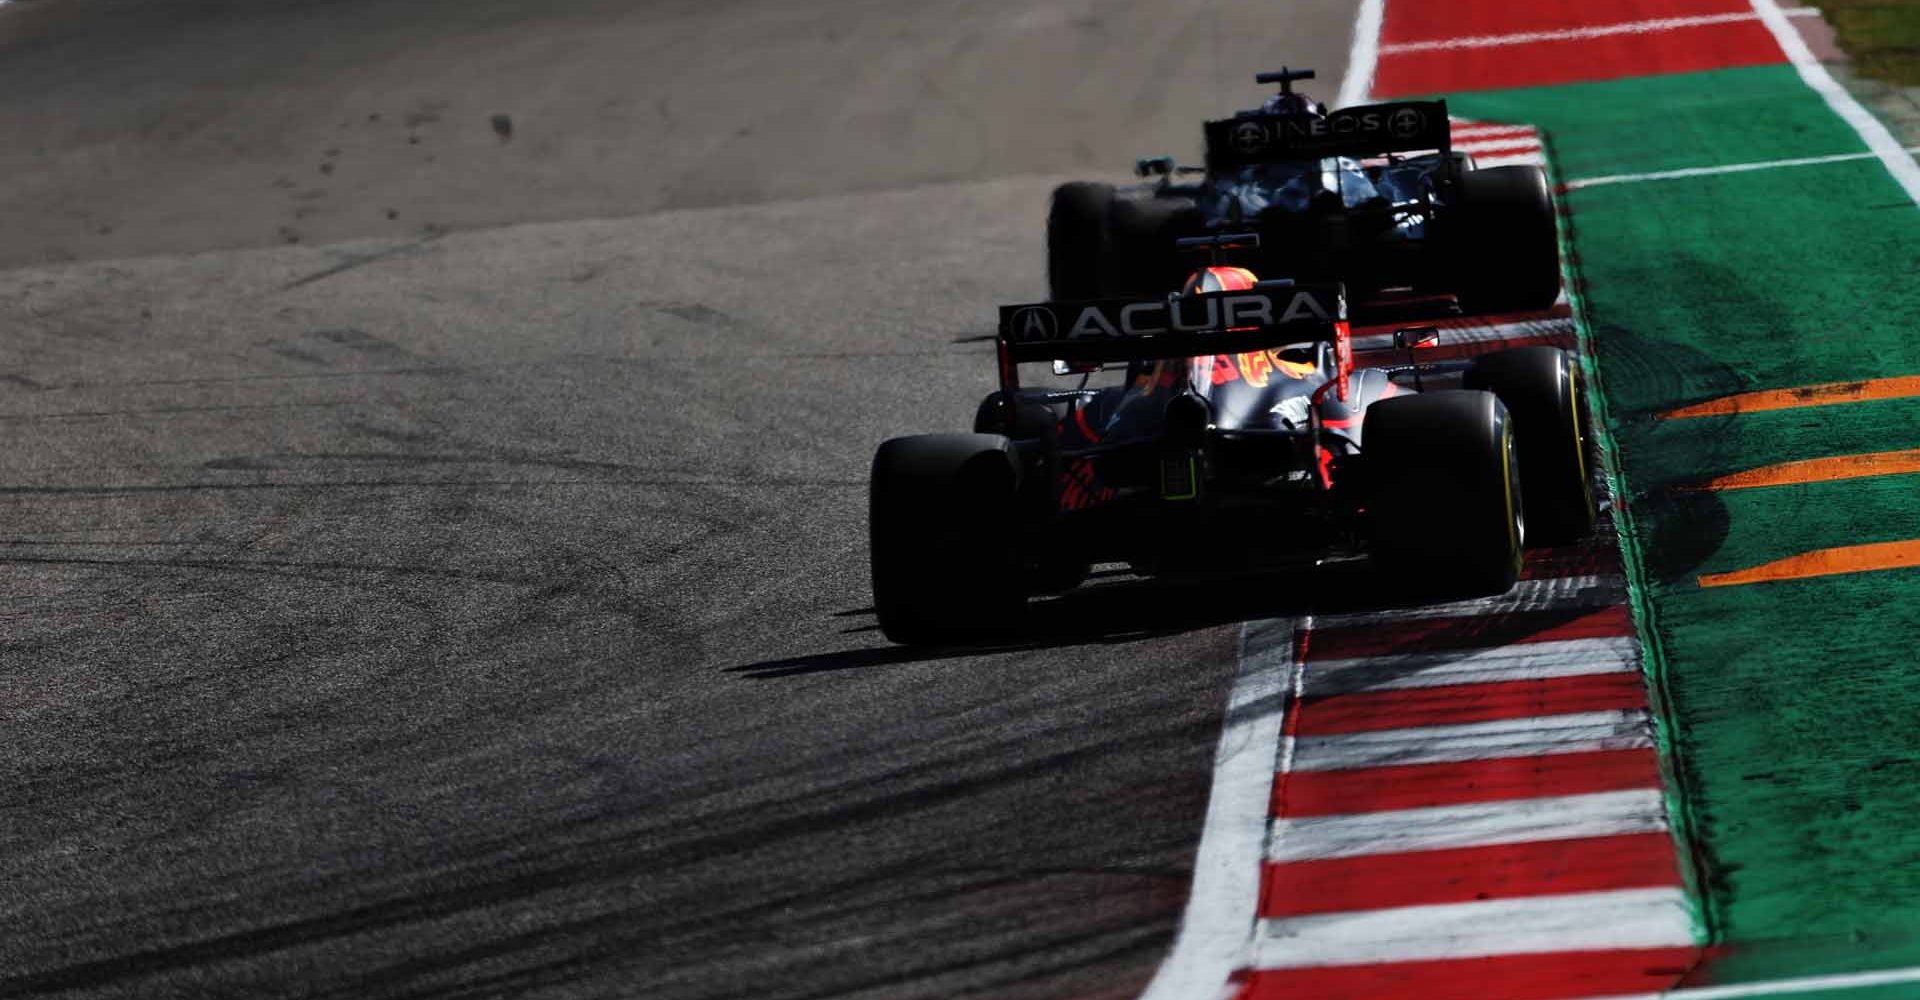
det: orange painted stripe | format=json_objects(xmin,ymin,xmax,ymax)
[
  {"xmin": 1695, "ymin": 449, "xmax": 1920, "ymax": 491},
  {"xmin": 1660, "ymin": 375, "xmax": 1920, "ymax": 420},
  {"xmin": 1698, "ymin": 538, "xmax": 1920, "ymax": 588}
]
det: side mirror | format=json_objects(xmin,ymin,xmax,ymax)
[
  {"xmin": 1393, "ymin": 326, "xmax": 1441, "ymax": 350},
  {"xmin": 1134, "ymin": 155, "xmax": 1176, "ymax": 178}
]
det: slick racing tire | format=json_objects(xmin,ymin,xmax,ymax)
[
  {"xmin": 869, "ymin": 433, "xmax": 1025, "ymax": 645},
  {"xmin": 1451, "ymin": 165, "xmax": 1562, "ymax": 316},
  {"xmin": 1465, "ymin": 347, "xmax": 1597, "ymax": 546},
  {"xmin": 1048, "ymin": 182, "xmax": 1114, "ymax": 301},
  {"xmin": 1108, "ymin": 193, "xmax": 1202, "ymax": 296},
  {"xmin": 1365, "ymin": 390, "xmax": 1524, "ymax": 597}
]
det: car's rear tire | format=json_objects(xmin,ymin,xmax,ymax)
[
  {"xmin": 1048, "ymin": 182, "xmax": 1114, "ymax": 301},
  {"xmin": 870, "ymin": 434, "xmax": 1025, "ymax": 644},
  {"xmin": 1451, "ymin": 165, "xmax": 1562, "ymax": 316},
  {"xmin": 1365, "ymin": 390, "xmax": 1524, "ymax": 596},
  {"xmin": 1108, "ymin": 193, "xmax": 1201, "ymax": 296},
  {"xmin": 1465, "ymin": 346, "xmax": 1597, "ymax": 546}
]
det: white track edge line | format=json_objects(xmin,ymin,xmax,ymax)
[
  {"xmin": 1134, "ymin": 619, "xmax": 1296, "ymax": 1000},
  {"xmin": 1751, "ymin": 0, "xmax": 1920, "ymax": 207},
  {"xmin": 1336, "ymin": 0, "xmax": 1385, "ymax": 108},
  {"xmin": 1380, "ymin": 9, "xmax": 1816, "ymax": 54},
  {"xmin": 1589, "ymin": 962, "xmax": 1920, "ymax": 999},
  {"xmin": 1567, "ymin": 148, "xmax": 1920, "ymax": 189}
]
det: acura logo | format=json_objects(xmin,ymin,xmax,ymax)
[{"xmin": 1008, "ymin": 306, "xmax": 1058, "ymax": 342}]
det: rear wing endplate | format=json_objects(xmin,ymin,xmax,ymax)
[{"xmin": 1203, "ymin": 99, "xmax": 1450, "ymax": 169}]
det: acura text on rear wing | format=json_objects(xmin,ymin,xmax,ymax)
[{"xmin": 996, "ymin": 285, "xmax": 1346, "ymax": 365}]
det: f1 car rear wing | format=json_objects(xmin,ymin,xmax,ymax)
[
  {"xmin": 1203, "ymin": 99, "xmax": 1450, "ymax": 170},
  {"xmin": 997, "ymin": 284, "xmax": 1345, "ymax": 366},
  {"xmin": 995, "ymin": 282, "xmax": 1355, "ymax": 401}
]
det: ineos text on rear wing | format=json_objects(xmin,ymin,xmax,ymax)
[{"xmin": 1203, "ymin": 99, "xmax": 1449, "ymax": 170}]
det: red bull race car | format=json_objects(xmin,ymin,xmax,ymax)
[
  {"xmin": 1046, "ymin": 68, "xmax": 1562, "ymax": 317},
  {"xmin": 869, "ymin": 238, "xmax": 1594, "ymax": 644}
]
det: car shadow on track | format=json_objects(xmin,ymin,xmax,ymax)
[{"xmin": 726, "ymin": 563, "xmax": 1483, "ymax": 680}]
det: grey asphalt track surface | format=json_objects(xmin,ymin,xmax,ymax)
[{"xmin": 0, "ymin": 2, "xmax": 1360, "ymax": 997}]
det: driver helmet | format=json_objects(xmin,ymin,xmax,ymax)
[
  {"xmin": 1129, "ymin": 266, "xmax": 1262, "ymax": 391},
  {"xmin": 1180, "ymin": 266, "xmax": 1317, "ymax": 381},
  {"xmin": 1260, "ymin": 92, "xmax": 1327, "ymax": 118},
  {"xmin": 1180, "ymin": 265, "xmax": 1259, "ymax": 296}
]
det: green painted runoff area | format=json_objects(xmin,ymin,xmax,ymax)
[{"xmin": 1445, "ymin": 67, "xmax": 1920, "ymax": 985}]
